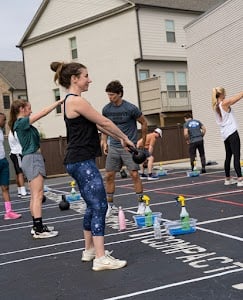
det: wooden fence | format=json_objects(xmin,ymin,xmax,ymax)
[{"xmin": 5, "ymin": 125, "xmax": 189, "ymax": 181}]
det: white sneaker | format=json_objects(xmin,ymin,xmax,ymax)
[
  {"xmin": 237, "ymin": 180, "xmax": 243, "ymax": 187},
  {"xmin": 92, "ymin": 251, "xmax": 127, "ymax": 271},
  {"xmin": 18, "ymin": 192, "xmax": 31, "ymax": 198},
  {"xmin": 136, "ymin": 202, "xmax": 145, "ymax": 215},
  {"xmin": 82, "ymin": 249, "xmax": 110, "ymax": 262},
  {"xmin": 106, "ymin": 204, "xmax": 118, "ymax": 218},
  {"xmin": 106, "ymin": 204, "xmax": 113, "ymax": 218},
  {"xmin": 147, "ymin": 174, "xmax": 159, "ymax": 180},
  {"xmin": 31, "ymin": 225, "xmax": 54, "ymax": 235},
  {"xmin": 82, "ymin": 248, "xmax": 96, "ymax": 262},
  {"xmin": 33, "ymin": 230, "xmax": 58, "ymax": 239},
  {"xmin": 224, "ymin": 178, "xmax": 237, "ymax": 185}
]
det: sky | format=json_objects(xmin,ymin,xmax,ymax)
[{"xmin": 0, "ymin": 0, "xmax": 42, "ymax": 61}]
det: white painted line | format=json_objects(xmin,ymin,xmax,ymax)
[
  {"xmin": 0, "ymin": 235, "xmax": 149, "ymax": 266},
  {"xmin": 0, "ymin": 228, "xmax": 142, "ymax": 258},
  {"xmin": 114, "ymin": 180, "xmax": 243, "ymax": 199},
  {"xmin": 232, "ymin": 283, "xmax": 243, "ymax": 290},
  {"xmin": 104, "ymin": 268, "xmax": 243, "ymax": 300},
  {"xmin": 196, "ymin": 226, "xmax": 243, "ymax": 242}
]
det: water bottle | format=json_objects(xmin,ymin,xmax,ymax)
[
  {"xmin": 153, "ymin": 216, "xmax": 162, "ymax": 239},
  {"xmin": 144, "ymin": 197, "xmax": 153, "ymax": 227},
  {"xmin": 118, "ymin": 206, "xmax": 126, "ymax": 231}
]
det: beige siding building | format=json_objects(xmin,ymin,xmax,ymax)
[
  {"xmin": 0, "ymin": 61, "xmax": 27, "ymax": 133},
  {"xmin": 18, "ymin": 0, "xmax": 226, "ymax": 138},
  {"xmin": 185, "ymin": 0, "xmax": 243, "ymax": 161}
]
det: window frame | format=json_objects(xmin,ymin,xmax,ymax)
[
  {"xmin": 139, "ymin": 69, "xmax": 150, "ymax": 80},
  {"xmin": 69, "ymin": 37, "xmax": 78, "ymax": 59},
  {"xmin": 165, "ymin": 20, "xmax": 176, "ymax": 43},
  {"xmin": 53, "ymin": 88, "xmax": 61, "ymax": 114},
  {"xmin": 3, "ymin": 94, "xmax": 10, "ymax": 109}
]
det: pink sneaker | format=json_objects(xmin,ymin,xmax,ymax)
[{"xmin": 4, "ymin": 211, "xmax": 22, "ymax": 220}]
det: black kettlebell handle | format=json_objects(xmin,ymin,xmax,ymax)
[{"xmin": 128, "ymin": 145, "xmax": 138, "ymax": 155}]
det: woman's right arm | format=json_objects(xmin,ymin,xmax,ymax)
[
  {"xmin": 222, "ymin": 91, "xmax": 243, "ymax": 110},
  {"xmin": 72, "ymin": 97, "xmax": 134, "ymax": 148},
  {"xmin": 29, "ymin": 99, "xmax": 64, "ymax": 124}
]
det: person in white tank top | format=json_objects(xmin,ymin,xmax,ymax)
[
  {"xmin": 212, "ymin": 87, "xmax": 243, "ymax": 186},
  {"xmin": 8, "ymin": 130, "xmax": 28, "ymax": 198}
]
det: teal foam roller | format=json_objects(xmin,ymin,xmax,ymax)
[
  {"xmin": 157, "ymin": 170, "xmax": 168, "ymax": 177},
  {"xmin": 186, "ymin": 170, "xmax": 200, "ymax": 177}
]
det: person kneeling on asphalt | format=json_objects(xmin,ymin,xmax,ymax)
[{"xmin": 137, "ymin": 128, "xmax": 162, "ymax": 180}]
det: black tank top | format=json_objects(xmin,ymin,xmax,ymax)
[{"xmin": 63, "ymin": 93, "xmax": 102, "ymax": 164}]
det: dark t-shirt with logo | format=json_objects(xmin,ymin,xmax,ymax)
[{"xmin": 183, "ymin": 119, "xmax": 203, "ymax": 143}]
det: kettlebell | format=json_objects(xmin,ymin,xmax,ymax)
[
  {"xmin": 128, "ymin": 146, "xmax": 147, "ymax": 164},
  {"xmin": 59, "ymin": 195, "xmax": 70, "ymax": 211}
]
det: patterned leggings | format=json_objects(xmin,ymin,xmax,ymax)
[{"xmin": 65, "ymin": 159, "xmax": 107, "ymax": 236}]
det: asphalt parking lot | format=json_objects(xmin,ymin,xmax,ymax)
[{"xmin": 0, "ymin": 163, "xmax": 242, "ymax": 300}]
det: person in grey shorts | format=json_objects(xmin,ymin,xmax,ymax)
[
  {"xmin": 8, "ymin": 99, "xmax": 63, "ymax": 239},
  {"xmin": 101, "ymin": 80, "xmax": 148, "ymax": 217}
]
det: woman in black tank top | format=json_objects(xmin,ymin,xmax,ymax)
[{"xmin": 50, "ymin": 61, "xmax": 134, "ymax": 271}]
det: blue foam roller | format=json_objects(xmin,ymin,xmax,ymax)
[
  {"xmin": 169, "ymin": 226, "xmax": 196, "ymax": 236},
  {"xmin": 66, "ymin": 193, "xmax": 81, "ymax": 202}
]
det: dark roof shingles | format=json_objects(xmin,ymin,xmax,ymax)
[
  {"xmin": 0, "ymin": 61, "xmax": 26, "ymax": 90},
  {"xmin": 130, "ymin": 0, "xmax": 226, "ymax": 12}
]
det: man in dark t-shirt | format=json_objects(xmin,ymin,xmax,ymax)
[
  {"xmin": 183, "ymin": 113, "xmax": 206, "ymax": 173},
  {"xmin": 101, "ymin": 80, "xmax": 148, "ymax": 217}
]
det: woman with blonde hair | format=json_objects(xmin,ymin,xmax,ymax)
[{"xmin": 212, "ymin": 87, "xmax": 243, "ymax": 186}]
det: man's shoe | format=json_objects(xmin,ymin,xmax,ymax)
[
  {"xmin": 147, "ymin": 174, "xmax": 159, "ymax": 180},
  {"xmin": 4, "ymin": 211, "xmax": 22, "ymax": 220},
  {"xmin": 31, "ymin": 224, "xmax": 54, "ymax": 235},
  {"xmin": 139, "ymin": 173, "xmax": 147, "ymax": 179},
  {"xmin": 18, "ymin": 192, "xmax": 30, "ymax": 198},
  {"xmin": 136, "ymin": 202, "xmax": 145, "ymax": 215},
  {"xmin": 120, "ymin": 169, "xmax": 127, "ymax": 178},
  {"xmin": 106, "ymin": 204, "xmax": 113, "ymax": 218},
  {"xmin": 92, "ymin": 251, "xmax": 127, "ymax": 271},
  {"xmin": 106, "ymin": 204, "xmax": 118, "ymax": 218},
  {"xmin": 224, "ymin": 178, "xmax": 237, "ymax": 185},
  {"xmin": 201, "ymin": 168, "xmax": 206, "ymax": 174}
]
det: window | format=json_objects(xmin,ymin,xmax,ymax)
[
  {"xmin": 70, "ymin": 37, "xmax": 78, "ymax": 59},
  {"xmin": 177, "ymin": 72, "xmax": 187, "ymax": 97},
  {"xmin": 18, "ymin": 95, "xmax": 27, "ymax": 100},
  {"xmin": 54, "ymin": 89, "xmax": 61, "ymax": 114},
  {"xmin": 165, "ymin": 20, "xmax": 176, "ymax": 43},
  {"xmin": 3, "ymin": 95, "xmax": 10, "ymax": 109},
  {"xmin": 166, "ymin": 72, "xmax": 176, "ymax": 98},
  {"xmin": 139, "ymin": 70, "xmax": 149, "ymax": 80}
]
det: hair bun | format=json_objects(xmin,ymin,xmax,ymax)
[{"xmin": 50, "ymin": 61, "xmax": 60, "ymax": 72}]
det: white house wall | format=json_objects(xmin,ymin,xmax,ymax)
[
  {"xmin": 138, "ymin": 61, "xmax": 187, "ymax": 91},
  {"xmin": 138, "ymin": 7, "xmax": 199, "ymax": 59},
  {"xmin": 185, "ymin": 0, "xmax": 243, "ymax": 161},
  {"xmin": 24, "ymin": 9, "xmax": 140, "ymax": 138},
  {"xmin": 28, "ymin": 0, "xmax": 129, "ymax": 39}
]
